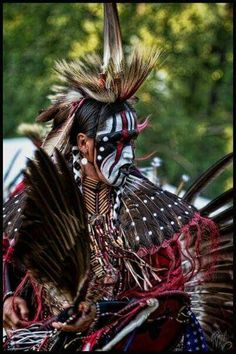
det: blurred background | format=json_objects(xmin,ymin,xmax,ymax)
[{"xmin": 3, "ymin": 3, "xmax": 233, "ymax": 199}]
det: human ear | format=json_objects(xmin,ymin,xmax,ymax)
[{"xmin": 76, "ymin": 133, "xmax": 88, "ymax": 156}]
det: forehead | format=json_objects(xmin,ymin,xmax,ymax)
[{"xmin": 97, "ymin": 110, "xmax": 137, "ymax": 136}]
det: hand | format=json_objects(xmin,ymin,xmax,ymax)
[
  {"xmin": 3, "ymin": 296, "xmax": 29, "ymax": 331},
  {"xmin": 51, "ymin": 302, "xmax": 96, "ymax": 332}
]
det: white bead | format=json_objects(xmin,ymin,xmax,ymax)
[
  {"xmin": 151, "ymin": 196, "xmax": 154, "ymax": 200},
  {"xmin": 15, "ymin": 200, "xmax": 19, "ymax": 204},
  {"xmin": 188, "ymin": 205, "xmax": 192, "ymax": 208},
  {"xmin": 126, "ymin": 208, "xmax": 129, "ymax": 212},
  {"xmin": 14, "ymin": 228, "xmax": 18, "ymax": 232},
  {"xmin": 17, "ymin": 208, "xmax": 21, "ymax": 212},
  {"xmin": 171, "ymin": 221, "xmax": 174, "ymax": 225},
  {"xmin": 3, "ymin": 207, "xmax": 5, "ymax": 211},
  {"xmin": 99, "ymin": 146, "xmax": 105, "ymax": 152},
  {"xmin": 97, "ymin": 155, "xmax": 102, "ymax": 161},
  {"xmin": 8, "ymin": 221, "xmax": 11, "ymax": 225},
  {"xmin": 174, "ymin": 202, "xmax": 178, "ymax": 205},
  {"xmin": 143, "ymin": 217, "xmax": 147, "ymax": 221},
  {"xmin": 148, "ymin": 231, "xmax": 152, "ymax": 235},
  {"xmin": 3, "ymin": 214, "xmax": 6, "ymax": 218},
  {"xmin": 131, "ymin": 222, "xmax": 135, "ymax": 226},
  {"xmin": 160, "ymin": 208, "xmax": 164, "ymax": 211},
  {"xmin": 160, "ymin": 226, "xmax": 164, "ymax": 230},
  {"xmin": 185, "ymin": 211, "xmax": 189, "ymax": 214},
  {"xmin": 81, "ymin": 157, "xmax": 88, "ymax": 165},
  {"xmin": 103, "ymin": 136, "xmax": 108, "ymax": 142},
  {"xmin": 144, "ymin": 199, "xmax": 147, "ymax": 203},
  {"xmin": 168, "ymin": 204, "xmax": 172, "ymax": 207},
  {"xmin": 178, "ymin": 216, "xmax": 182, "ymax": 219},
  {"xmin": 153, "ymin": 213, "xmax": 157, "ymax": 217},
  {"xmin": 135, "ymin": 236, "xmax": 140, "ymax": 241}
]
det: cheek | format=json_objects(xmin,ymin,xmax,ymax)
[{"xmin": 94, "ymin": 143, "xmax": 116, "ymax": 168}]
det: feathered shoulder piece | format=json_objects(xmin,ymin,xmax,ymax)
[
  {"xmin": 36, "ymin": 4, "xmax": 165, "ymax": 155},
  {"xmin": 119, "ymin": 167, "xmax": 197, "ymax": 251}
]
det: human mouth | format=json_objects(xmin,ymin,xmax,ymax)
[{"xmin": 120, "ymin": 164, "xmax": 132, "ymax": 175}]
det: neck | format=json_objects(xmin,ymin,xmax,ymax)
[{"xmin": 81, "ymin": 161, "xmax": 100, "ymax": 182}]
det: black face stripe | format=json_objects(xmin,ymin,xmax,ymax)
[{"xmin": 111, "ymin": 114, "xmax": 117, "ymax": 133}]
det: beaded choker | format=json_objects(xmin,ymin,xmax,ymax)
[{"xmin": 82, "ymin": 176, "xmax": 112, "ymax": 216}]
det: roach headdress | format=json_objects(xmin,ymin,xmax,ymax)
[{"xmin": 37, "ymin": 3, "xmax": 164, "ymax": 156}]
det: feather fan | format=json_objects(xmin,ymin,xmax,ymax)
[
  {"xmin": 13, "ymin": 148, "xmax": 90, "ymax": 303},
  {"xmin": 182, "ymin": 153, "xmax": 233, "ymax": 350},
  {"xmin": 183, "ymin": 152, "xmax": 233, "ymax": 204}
]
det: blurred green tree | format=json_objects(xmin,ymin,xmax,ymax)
[{"xmin": 3, "ymin": 3, "xmax": 232, "ymax": 198}]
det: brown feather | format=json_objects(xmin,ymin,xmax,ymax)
[
  {"xmin": 41, "ymin": 110, "xmax": 75, "ymax": 156},
  {"xmin": 13, "ymin": 148, "xmax": 90, "ymax": 301}
]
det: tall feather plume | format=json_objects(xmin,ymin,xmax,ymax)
[
  {"xmin": 13, "ymin": 148, "xmax": 90, "ymax": 302},
  {"xmin": 102, "ymin": 3, "xmax": 123, "ymax": 74}
]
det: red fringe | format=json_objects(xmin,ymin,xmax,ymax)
[
  {"xmin": 120, "ymin": 212, "xmax": 220, "ymax": 298},
  {"xmin": 13, "ymin": 272, "xmax": 43, "ymax": 324},
  {"xmin": 3, "ymin": 246, "xmax": 15, "ymax": 263},
  {"xmin": 179, "ymin": 212, "xmax": 220, "ymax": 284}
]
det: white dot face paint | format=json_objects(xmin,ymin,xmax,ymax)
[{"xmin": 95, "ymin": 109, "xmax": 139, "ymax": 187}]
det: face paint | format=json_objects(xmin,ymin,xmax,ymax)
[{"xmin": 95, "ymin": 109, "xmax": 138, "ymax": 187}]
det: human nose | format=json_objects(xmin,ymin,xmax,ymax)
[{"xmin": 123, "ymin": 145, "xmax": 134, "ymax": 160}]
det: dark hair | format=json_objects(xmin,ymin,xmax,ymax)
[{"xmin": 69, "ymin": 98, "xmax": 135, "ymax": 145}]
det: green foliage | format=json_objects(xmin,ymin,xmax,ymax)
[{"xmin": 3, "ymin": 3, "xmax": 232, "ymax": 198}]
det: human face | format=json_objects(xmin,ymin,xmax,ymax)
[{"xmin": 94, "ymin": 110, "xmax": 138, "ymax": 187}]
